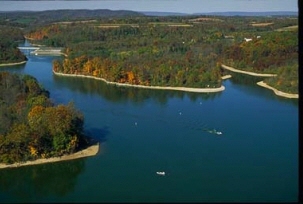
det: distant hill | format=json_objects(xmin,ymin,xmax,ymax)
[
  {"xmin": 194, "ymin": 11, "xmax": 298, "ymax": 16},
  {"xmin": 141, "ymin": 11, "xmax": 189, "ymax": 16},
  {"xmin": 0, "ymin": 9, "xmax": 144, "ymax": 26},
  {"xmin": 141, "ymin": 11, "xmax": 298, "ymax": 17}
]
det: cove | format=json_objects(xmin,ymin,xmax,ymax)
[{"xmin": 0, "ymin": 48, "xmax": 298, "ymax": 202}]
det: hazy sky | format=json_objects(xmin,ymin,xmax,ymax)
[{"xmin": 0, "ymin": 0, "xmax": 298, "ymax": 13}]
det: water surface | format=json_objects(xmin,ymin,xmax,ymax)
[{"xmin": 0, "ymin": 52, "xmax": 298, "ymax": 202}]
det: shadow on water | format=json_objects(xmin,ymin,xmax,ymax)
[
  {"xmin": 53, "ymin": 74, "xmax": 222, "ymax": 105},
  {"xmin": 85, "ymin": 126, "xmax": 110, "ymax": 143},
  {"xmin": 0, "ymin": 159, "xmax": 85, "ymax": 202},
  {"xmin": 0, "ymin": 63, "xmax": 26, "ymax": 72}
]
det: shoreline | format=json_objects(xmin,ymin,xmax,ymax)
[
  {"xmin": 257, "ymin": 81, "xmax": 298, "ymax": 99},
  {"xmin": 221, "ymin": 64, "xmax": 298, "ymax": 98},
  {"xmin": 53, "ymin": 70, "xmax": 226, "ymax": 93},
  {"xmin": 0, "ymin": 143, "xmax": 99, "ymax": 169},
  {"xmin": 0, "ymin": 61, "xmax": 27, "ymax": 67},
  {"xmin": 221, "ymin": 74, "xmax": 232, "ymax": 80},
  {"xmin": 221, "ymin": 64, "xmax": 277, "ymax": 77}
]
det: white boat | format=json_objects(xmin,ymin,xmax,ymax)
[
  {"xmin": 205, "ymin": 128, "xmax": 223, "ymax": 135},
  {"xmin": 156, "ymin": 171, "xmax": 165, "ymax": 176}
]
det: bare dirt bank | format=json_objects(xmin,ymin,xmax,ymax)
[
  {"xmin": 0, "ymin": 61, "xmax": 27, "ymax": 67},
  {"xmin": 221, "ymin": 64, "xmax": 277, "ymax": 77},
  {"xmin": 53, "ymin": 71, "xmax": 225, "ymax": 93},
  {"xmin": 221, "ymin": 75, "xmax": 232, "ymax": 80},
  {"xmin": 0, "ymin": 143, "xmax": 99, "ymax": 169},
  {"xmin": 257, "ymin": 81, "xmax": 298, "ymax": 99}
]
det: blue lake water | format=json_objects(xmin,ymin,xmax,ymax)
[{"xmin": 0, "ymin": 53, "xmax": 298, "ymax": 202}]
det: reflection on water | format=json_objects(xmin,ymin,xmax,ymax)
[
  {"xmin": 53, "ymin": 74, "xmax": 222, "ymax": 105},
  {"xmin": 0, "ymin": 63, "xmax": 26, "ymax": 72},
  {"xmin": 229, "ymin": 72, "xmax": 264, "ymax": 84},
  {"xmin": 0, "ymin": 159, "xmax": 85, "ymax": 202},
  {"xmin": 85, "ymin": 126, "xmax": 110, "ymax": 143}
]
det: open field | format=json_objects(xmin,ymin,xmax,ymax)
[
  {"xmin": 188, "ymin": 17, "xmax": 224, "ymax": 22},
  {"xmin": 250, "ymin": 22, "xmax": 273, "ymax": 27},
  {"xmin": 96, "ymin": 24, "xmax": 139, "ymax": 28},
  {"xmin": 148, "ymin": 22, "xmax": 193, "ymax": 27},
  {"xmin": 53, "ymin": 20, "xmax": 98, "ymax": 24}
]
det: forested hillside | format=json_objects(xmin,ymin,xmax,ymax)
[
  {"xmin": 0, "ymin": 72, "xmax": 87, "ymax": 164},
  {"xmin": 0, "ymin": 10, "xmax": 298, "ymax": 93},
  {"xmin": 25, "ymin": 15, "xmax": 298, "ymax": 92},
  {"xmin": 222, "ymin": 28, "xmax": 298, "ymax": 93},
  {"xmin": 0, "ymin": 26, "xmax": 27, "ymax": 64},
  {"xmin": 0, "ymin": 9, "xmax": 143, "ymax": 28}
]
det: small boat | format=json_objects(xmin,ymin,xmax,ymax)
[
  {"xmin": 156, "ymin": 171, "xmax": 165, "ymax": 176},
  {"xmin": 210, "ymin": 129, "xmax": 223, "ymax": 135}
]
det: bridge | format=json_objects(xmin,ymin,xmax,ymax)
[
  {"xmin": 17, "ymin": 46, "xmax": 40, "ymax": 51},
  {"xmin": 17, "ymin": 46, "xmax": 63, "ymax": 56}
]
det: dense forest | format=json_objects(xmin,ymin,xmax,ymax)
[
  {"xmin": 0, "ymin": 26, "xmax": 27, "ymax": 64},
  {"xmin": 222, "ymin": 29, "xmax": 298, "ymax": 93},
  {"xmin": 24, "ymin": 14, "xmax": 298, "ymax": 92},
  {"xmin": 0, "ymin": 72, "xmax": 88, "ymax": 164},
  {"xmin": 0, "ymin": 9, "xmax": 143, "ymax": 28},
  {"xmin": 0, "ymin": 10, "xmax": 298, "ymax": 93}
]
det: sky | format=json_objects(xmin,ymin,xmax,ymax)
[{"xmin": 0, "ymin": 0, "xmax": 298, "ymax": 13}]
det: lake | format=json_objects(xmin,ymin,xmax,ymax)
[{"xmin": 0, "ymin": 50, "xmax": 298, "ymax": 202}]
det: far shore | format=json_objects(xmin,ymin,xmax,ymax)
[
  {"xmin": 257, "ymin": 81, "xmax": 298, "ymax": 99},
  {"xmin": 53, "ymin": 70, "xmax": 226, "ymax": 93},
  {"xmin": 0, "ymin": 143, "xmax": 99, "ymax": 169},
  {"xmin": 221, "ymin": 64, "xmax": 277, "ymax": 77},
  {"xmin": 221, "ymin": 64, "xmax": 298, "ymax": 98},
  {"xmin": 0, "ymin": 61, "xmax": 27, "ymax": 67}
]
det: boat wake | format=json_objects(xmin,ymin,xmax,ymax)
[{"xmin": 203, "ymin": 128, "xmax": 223, "ymax": 135}]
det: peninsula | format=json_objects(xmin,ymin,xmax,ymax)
[
  {"xmin": 53, "ymin": 70, "xmax": 225, "ymax": 93},
  {"xmin": 0, "ymin": 142, "xmax": 99, "ymax": 169},
  {"xmin": 257, "ymin": 81, "xmax": 298, "ymax": 99},
  {"xmin": 221, "ymin": 64, "xmax": 298, "ymax": 99},
  {"xmin": 0, "ymin": 72, "xmax": 98, "ymax": 167}
]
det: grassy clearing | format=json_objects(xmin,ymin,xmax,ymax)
[
  {"xmin": 96, "ymin": 24, "xmax": 139, "ymax": 28},
  {"xmin": 275, "ymin": 25, "xmax": 298, "ymax": 31},
  {"xmin": 251, "ymin": 22, "xmax": 273, "ymax": 27},
  {"xmin": 14, "ymin": 18, "xmax": 35, "ymax": 24},
  {"xmin": 188, "ymin": 17, "xmax": 224, "ymax": 22},
  {"xmin": 148, "ymin": 22, "xmax": 192, "ymax": 27},
  {"xmin": 54, "ymin": 20, "xmax": 97, "ymax": 24}
]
